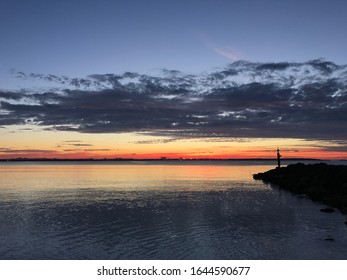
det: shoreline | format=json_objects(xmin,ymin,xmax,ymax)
[{"xmin": 253, "ymin": 163, "xmax": 347, "ymax": 214}]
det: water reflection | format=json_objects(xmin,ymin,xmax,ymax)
[{"xmin": 0, "ymin": 163, "xmax": 347, "ymax": 259}]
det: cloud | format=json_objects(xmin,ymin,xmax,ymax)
[
  {"xmin": 307, "ymin": 59, "xmax": 339, "ymax": 75},
  {"xmin": 0, "ymin": 148, "xmax": 55, "ymax": 153},
  {"xmin": 301, "ymin": 140, "xmax": 347, "ymax": 152},
  {"xmin": 212, "ymin": 47, "xmax": 241, "ymax": 61},
  {"xmin": 196, "ymin": 32, "xmax": 242, "ymax": 61},
  {"xmin": 83, "ymin": 149, "xmax": 111, "ymax": 151},
  {"xmin": 1, "ymin": 59, "xmax": 347, "ymax": 142},
  {"xmin": 68, "ymin": 143, "xmax": 93, "ymax": 147},
  {"xmin": 0, "ymin": 91, "xmax": 25, "ymax": 100},
  {"xmin": 63, "ymin": 148, "xmax": 110, "ymax": 152},
  {"xmin": 256, "ymin": 62, "xmax": 293, "ymax": 71},
  {"xmin": 133, "ymin": 138, "xmax": 177, "ymax": 144}
]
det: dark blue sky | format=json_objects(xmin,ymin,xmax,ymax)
[{"xmin": 1, "ymin": 0, "xmax": 347, "ymax": 79}]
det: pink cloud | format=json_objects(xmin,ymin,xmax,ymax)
[
  {"xmin": 196, "ymin": 32, "xmax": 242, "ymax": 61},
  {"xmin": 211, "ymin": 47, "xmax": 241, "ymax": 61}
]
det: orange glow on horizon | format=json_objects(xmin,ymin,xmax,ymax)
[
  {"xmin": 1, "ymin": 128, "xmax": 346, "ymax": 160},
  {"xmin": 1, "ymin": 149, "xmax": 346, "ymax": 160}
]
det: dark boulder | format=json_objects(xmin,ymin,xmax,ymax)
[
  {"xmin": 320, "ymin": 208, "xmax": 335, "ymax": 213},
  {"xmin": 325, "ymin": 237, "xmax": 335, "ymax": 241}
]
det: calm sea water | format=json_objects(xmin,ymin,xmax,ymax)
[{"xmin": 1, "ymin": 161, "xmax": 347, "ymax": 259}]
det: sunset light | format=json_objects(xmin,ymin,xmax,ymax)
[{"xmin": 1, "ymin": 0, "xmax": 347, "ymax": 267}]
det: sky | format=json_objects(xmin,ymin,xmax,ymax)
[{"xmin": 1, "ymin": 0, "xmax": 347, "ymax": 160}]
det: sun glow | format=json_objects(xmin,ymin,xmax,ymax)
[{"xmin": 1, "ymin": 126, "xmax": 346, "ymax": 160}]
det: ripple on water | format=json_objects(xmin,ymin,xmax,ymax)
[{"xmin": 1, "ymin": 164, "xmax": 347, "ymax": 259}]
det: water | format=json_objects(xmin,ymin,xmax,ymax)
[{"xmin": 0, "ymin": 161, "xmax": 347, "ymax": 259}]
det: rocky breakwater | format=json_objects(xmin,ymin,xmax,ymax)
[{"xmin": 253, "ymin": 163, "xmax": 347, "ymax": 214}]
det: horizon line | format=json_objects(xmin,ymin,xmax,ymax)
[{"xmin": 1, "ymin": 157, "xmax": 346, "ymax": 162}]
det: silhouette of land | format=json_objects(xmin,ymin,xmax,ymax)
[{"xmin": 254, "ymin": 163, "xmax": 347, "ymax": 213}]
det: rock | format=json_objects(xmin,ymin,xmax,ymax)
[
  {"xmin": 253, "ymin": 163, "xmax": 347, "ymax": 213},
  {"xmin": 320, "ymin": 208, "xmax": 335, "ymax": 213},
  {"xmin": 325, "ymin": 237, "xmax": 335, "ymax": 241}
]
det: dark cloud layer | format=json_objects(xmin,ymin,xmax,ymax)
[{"xmin": 1, "ymin": 59, "xmax": 347, "ymax": 141}]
